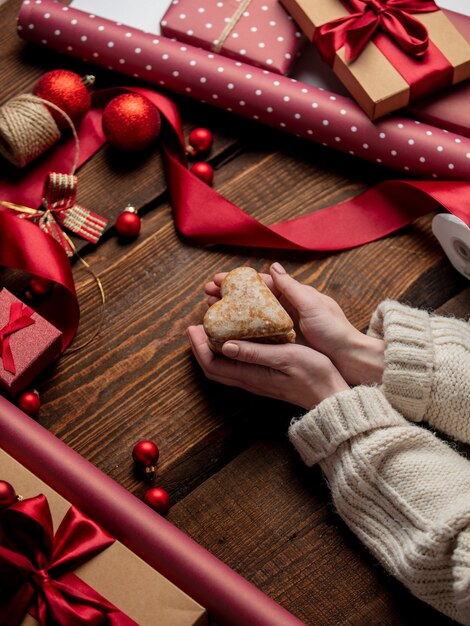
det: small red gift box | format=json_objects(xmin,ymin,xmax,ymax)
[
  {"xmin": 160, "ymin": 0, "xmax": 305, "ymax": 74},
  {"xmin": 0, "ymin": 288, "xmax": 62, "ymax": 396}
]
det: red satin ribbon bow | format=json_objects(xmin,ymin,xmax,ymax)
[
  {"xmin": 314, "ymin": 0, "xmax": 439, "ymax": 63},
  {"xmin": 0, "ymin": 494, "xmax": 137, "ymax": 626},
  {"xmin": 0, "ymin": 302, "xmax": 35, "ymax": 375},
  {"xmin": 22, "ymin": 173, "xmax": 108, "ymax": 257}
]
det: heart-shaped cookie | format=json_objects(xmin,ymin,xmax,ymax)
[{"xmin": 203, "ymin": 267, "xmax": 296, "ymax": 353}]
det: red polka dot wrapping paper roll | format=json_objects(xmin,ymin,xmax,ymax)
[
  {"xmin": 17, "ymin": 0, "xmax": 470, "ymax": 180},
  {"xmin": 160, "ymin": 0, "xmax": 305, "ymax": 75}
]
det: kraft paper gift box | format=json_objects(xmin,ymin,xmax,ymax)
[
  {"xmin": 279, "ymin": 0, "xmax": 470, "ymax": 119},
  {"xmin": 0, "ymin": 448, "xmax": 208, "ymax": 626},
  {"xmin": 160, "ymin": 0, "xmax": 306, "ymax": 74},
  {"xmin": 0, "ymin": 394, "xmax": 306, "ymax": 626},
  {"xmin": 0, "ymin": 289, "xmax": 62, "ymax": 397}
]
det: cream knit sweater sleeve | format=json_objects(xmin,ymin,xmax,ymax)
[
  {"xmin": 367, "ymin": 300, "xmax": 470, "ymax": 443},
  {"xmin": 289, "ymin": 387, "xmax": 470, "ymax": 625}
]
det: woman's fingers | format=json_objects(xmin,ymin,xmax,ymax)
[
  {"xmin": 204, "ymin": 272, "xmax": 277, "ymax": 299},
  {"xmin": 186, "ymin": 326, "xmax": 278, "ymax": 391},
  {"xmin": 221, "ymin": 340, "xmax": 293, "ymax": 372},
  {"xmin": 270, "ymin": 263, "xmax": 318, "ymax": 313}
]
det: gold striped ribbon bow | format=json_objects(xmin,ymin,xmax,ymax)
[{"xmin": 0, "ymin": 173, "xmax": 108, "ymax": 257}]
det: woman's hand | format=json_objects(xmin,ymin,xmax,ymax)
[
  {"xmin": 187, "ymin": 325, "xmax": 349, "ymax": 410},
  {"xmin": 205, "ymin": 263, "xmax": 385, "ymax": 386}
]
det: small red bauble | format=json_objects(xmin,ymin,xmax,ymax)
[
  {"xmin": 17, "ymin": 390, "xmax": 41, "ymax": 418},
  {"xmin": 0, "ymin": 481, "xmax": 17, "ymax": 509},
  {"xmin": 33, "ymin": 69, "xmax": 92, "ymax": 129},
  {"xmin": 115, "ymin": 206, "xmax": 141, "ymax": 239},
  {"xmin": 102, "ymin": 94, "xmax": 161, "ymax": 151},
  {"xmin": 190, "ymin": 162, "xmax": 214, "ymax": 186},
  {"xmin": 144, "ymin": 487, "xmax": 170, "ymax": 514},
  {"xmin": 187, "ymin": 128, "xmax": 213, "ymax": 155},
  {"xmin": 132, "ymin": 440, "xmax": 159, "ymax": 480},
  {"xmin": 28, "ymin": 276, "xmax": 53, "ymax": 298}
]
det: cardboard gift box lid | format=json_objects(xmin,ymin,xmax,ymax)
[
  {"xmin": 0, "ymin": 449, "xmax": 207, "ymax": 626},
  {"xmin": 280, "ymin": 0, "xmax": 470, "ymax": 119}
]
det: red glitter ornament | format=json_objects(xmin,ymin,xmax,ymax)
[
  {"xmin": 17, "ymin": 389, "xmax": 41, "ymax": 418},
  {"xmin": 191, "ymin": 162, "xmax": 214, "ymax": 186},
  {"xmin": 102, "ymin": 94, "xmax": 161, "ymax": 151},
  {"xmin": 33, "ymin": 69, "xmax": 92, "ymax": 129},
  {"xmin": 144, "ymin": 487, "xmax": 170, "ymax": 514},
  {"xmin": 0, "ymin": 481, "xmax": 17, "ymax": 509},
  {"xmin": 115, "ymin": 206, "xmax": 141, "ymax": 239},
  {"xmin": 187, "ymin": 128, "xmax": 213, "ymax": 156},
  {"xmin": 132, "ymin": 440, "xmax": 159, "ymax": 480}
]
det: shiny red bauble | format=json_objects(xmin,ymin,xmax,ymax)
[
  {"xmin": 17, "ymin": 390, "xmax": 41, "ymax": 417},
  {"xmin": 132, "ymin": 440, "xmax": 159, "ymax": 467},
  {"xmin": 0, "ymin": 481, "xmax": 16, "ymax": 509},
  {"xmin": 190, "ymin": 162, "xmax": 214, "ymax": 186},
  {"xmin": 28, "ymin": 276, "xmax": 53, "ymax": 298},
  {"xmin": 33, "ymin": 69, "xmax": 92, "ymax": 129},
  {"xmin": 187, "ymin": 128, "xmax": 213, "ymax": 155},
  {"xmin": 144, "ymin": 487, "xmax": 170, "ymax": 514},
  {"xmin": 115, "ymin": 207, "xmax": 141, "ymax": 239},
  {"xmin": 133, "ymin": 440, "xmax": 159, "ymax": 480},
  {"xmin": 102, "ymin": 94, "xmax": 161, "ymax": 151}
]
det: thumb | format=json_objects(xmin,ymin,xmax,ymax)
[
  {"xmin": 270, "ymin": 263, "xmax": 317, "ymax": 312},
  {"xmin": 221, "ymin": 340, "xmax": 293, "ymax": 370}
]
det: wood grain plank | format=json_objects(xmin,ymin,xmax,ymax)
[{"xmin": 168, "ymin": 439, "xmax": 457, "ymax": 626}]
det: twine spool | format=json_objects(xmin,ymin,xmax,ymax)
[
  {"xmin": 0, "ymin": 94, "xmax": 79, "ymax": 172},
  {"xmin": 0, "ymin": 94, "xmax": 61, "ymax": 168}
]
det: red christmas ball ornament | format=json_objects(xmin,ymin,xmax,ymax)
[
  {"xmin": 190, "ymin": 162, "xmax": 214, "ymax": 186},
  {"xmin": 102, "ymin": 93, "xmax": 161, "ymax": 151},
  {"xmin": 33, "ymin": 69, "xmax": 93, "ymax": 129},
  {"xmin": 115, "ymin": 205, "xmax": 141, "ymax": 239},
  {"xmin": 144, "ymin": 487, "xmax": 170, "ymax": 514},
  {"xmin": 187, "ymin": 128, "xmax": 213, "ymax": 156},
  {"xmin": 17, "ymin": 389, "xmax": 41, "ymax": 418},
  {"xmin": 133, "ymin": 440, "xmax": 159, "ymax": 480},
  {"xmin": 0, "ymin": 481, "xmax": 17, "ymax": 509},
  {"xmin": 28, "ymin": 276, "xmax": 53, "ymax": 298}
]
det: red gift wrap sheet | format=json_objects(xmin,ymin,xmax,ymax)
[
  {"xmin": 0, "ymin": 289, "xmax": 62, "ymax": 396},
  {"xmin": 161, "ymin": 0, "xmax": 305, "ymax": 74}
]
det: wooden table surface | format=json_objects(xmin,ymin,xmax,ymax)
[{"xmin": 1, "ymin": 1, "xmax": 469, "ymax": 624}]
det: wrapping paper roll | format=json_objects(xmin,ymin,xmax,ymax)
[{"xmin": 17, "ymin": 0, "xmax": 470, "ymax": 180}]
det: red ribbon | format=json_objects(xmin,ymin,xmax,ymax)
[
  {"xmin": 0, "ymin": 302, "xmax": 35, "ymax": 374},
  {"xmin": 0, "ymin": 211, "xmax": 79, "ymax": 351},
  {"xmin": 130, "ymin": 88, "xmax": 470, "ymax": 249},
  {"xmin": 0, "ymin": 494, "xmax": 137, "ymax": 626},
  {"xmin": 313, "ymin": 0, "xmax": 439, "ymax": 63},
  {"xmin": 1, "ymin": 86, "xmax": 470, "ymax": 263}
]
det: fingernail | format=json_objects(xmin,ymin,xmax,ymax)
[
  {"xmin": 222, "ymin": 342, "xmax": 239, "ymax": 358},
  {"xmin": 271, "ymin": 262, "xmax": 286, "ymax": 275}
]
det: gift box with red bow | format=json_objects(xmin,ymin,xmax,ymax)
[
  {"xmin": 0, "ymin": 448, "xmax": 207, "ymax": 626},
  {"xmin": 0, "ymin": 395, "xmax": 305, "ymax": 626},
  {"xmin": 280, "ymin": 0, "xmax": 470, "ymax": 119},
  {"xmin": 0, "ymin": 289, "xmax": 62, "ymax": 397},
  {"xmin": 160, "ymin": 0, "xmax": 305, "ymax": 74}
]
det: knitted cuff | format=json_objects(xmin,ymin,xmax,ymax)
[
  {"xmin": 288, "ymin": 387, "xmax": 405, "ymax": 466},
  {"xmin": 368, "ymin": 300, "xmax": 434, "ymax": 423}
]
